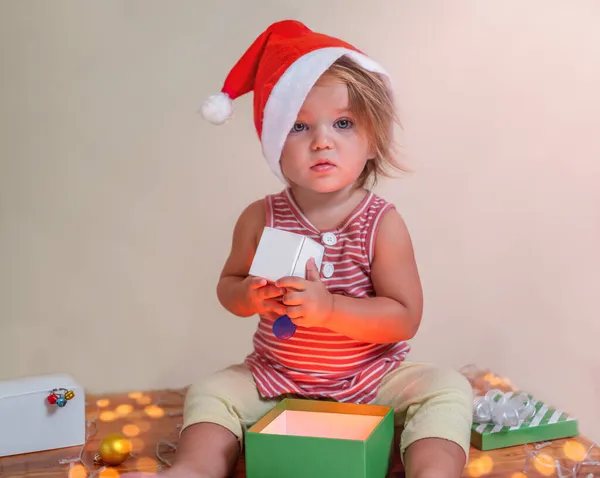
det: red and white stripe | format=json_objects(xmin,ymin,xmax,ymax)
[{"xmin": 246, "ymin": 188, "xmax": 410, "ymax": 404}]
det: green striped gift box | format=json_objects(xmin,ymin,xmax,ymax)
[{"xmin": 470, "ymin": 391, "xmax": 579, "ymax": 450}]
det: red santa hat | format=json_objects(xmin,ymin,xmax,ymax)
[{"xmin": 199, "ymin": 20, "xmax": 392, "ymax": 184}]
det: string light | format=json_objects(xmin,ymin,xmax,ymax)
[
  {"xmin": 460, "ymin": 365, "xmax": 599, "ymax": 478},
  {"xmin": 53, "ymin": 389, "xmax": 186, "ymax": 476},
  {"xmin": 53, "ymin": 370, "xmax": 598, "ymax": 477}
]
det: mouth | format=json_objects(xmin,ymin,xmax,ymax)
[{"xmin": 310, "ymin": 159, "xmax": 336, "ymax": 171}]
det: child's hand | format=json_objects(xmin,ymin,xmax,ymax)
[
  {"xmin": 244, "ymin": 276, "xmax": 287, "ymax": 317},
  {"xmin": 275, "ymin": 258, "xmax": 334, "ymax": 328}
]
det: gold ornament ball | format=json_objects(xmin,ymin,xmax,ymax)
[{"xmin": 97, "ymin": 433, "xmax": 132, "ymax": 466}]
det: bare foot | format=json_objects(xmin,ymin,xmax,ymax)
[{"xmin": 121, "ymin": 465, "xmax": 208, "ymax": 478}]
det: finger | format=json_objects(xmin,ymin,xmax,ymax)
[
  {"xmin": 248, "ymin": 277, "xmax": 268, "ymax": 289},
  {"xmin": 289, "ymin": 315, "xmax": 310, "ymax": 327},
  {"xmin": 275, "ymin": 276, "xmax": 307, "ymax": 290},
  {"xmin": 263, "ymin": 299, "xmax": 287, "ymax": 316},
  {"xmin": 259, "ymin": 285, "xmax": 286, "ymax": 300},
  {"xmin": 263, "ymin": 310, "xmax": 281, "ymax": 321},
  {"xmin": 305, "ymin": 258, "xmax": 321, "ymax": 282},
  {"xmin": 281, "ymin": 291, "xmax": 303, "ymax": 306},
  {"xmin": 285, "ymin": 305, "xmax": 305, "ymax": 320}
]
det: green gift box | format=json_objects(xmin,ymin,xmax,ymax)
[
  {"xmin": 471, "ymin": 391, "xmax": 579, "ymax": 451},
  {"xmin": 245, "ymin": 398, "xmax": 394, "ymax": 478}
]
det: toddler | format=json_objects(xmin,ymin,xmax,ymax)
[{"xmin": 129, "ymin": 20, "xmax": 473, "ymax": 478}]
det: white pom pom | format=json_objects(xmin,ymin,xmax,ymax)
[{"xmin": 200, "ymin": 92, "xmax": 233, "ymax": 125}]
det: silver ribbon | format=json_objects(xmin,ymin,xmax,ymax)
[{"xmin": 473, "ymin": 389, "xmax": 536, "ymax": 427}]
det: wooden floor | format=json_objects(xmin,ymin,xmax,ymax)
[{"xmin": 1, "ymin": 381, "xmax": 598, "ymax": 478}]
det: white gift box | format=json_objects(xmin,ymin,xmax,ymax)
[
  {"xmin": 249, "ymin": 227, "xmax": 325, "ymax": 281},
  {"xmin": 0, "ymin": 373, "xmax": 86, "ymax": 457}
]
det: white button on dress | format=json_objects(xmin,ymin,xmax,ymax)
[
  {"xmin": 322, "ymin": 262, "xmax": 335, "ymax": 278},
  {"xmin": 322, "ymin": 232, "xmax": 337, "ymax": 246}
]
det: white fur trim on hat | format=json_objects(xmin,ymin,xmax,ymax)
[
  {"xmin": 200, "ymin": 92, "xmax": 233, "ymax": 125},
  {"xmin": 260, "ymin": 47, "xmax": 391, "ymax": 185}
]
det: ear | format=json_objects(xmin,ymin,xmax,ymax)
[{"xmin": 367, "ymin": 142, "xmax": 377, "ymax": 161}]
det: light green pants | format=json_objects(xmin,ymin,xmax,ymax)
[{"xmin": 182, "ymin": 360, "xmax": 473, "ymax": 462}]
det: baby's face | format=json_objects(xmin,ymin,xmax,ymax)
[{"xmin": 279, "ymin": 75, "xmax": 373, "ymax": 194}]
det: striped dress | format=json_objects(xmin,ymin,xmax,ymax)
[{"xmin": 244, "ymin": 188, "xmax": 410, "ymax": 404}]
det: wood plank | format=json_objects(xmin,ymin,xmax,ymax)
[{"xmin": 0, "ymin": 387, "xmax": 597, "ymax": 478}]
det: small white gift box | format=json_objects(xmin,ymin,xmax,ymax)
[
  {"xmin": 0, "ymin": 373, "xmax": 86, "ymax": 457},
  {"xmin": 249, "ymin": 227, "xmax": 325, "ymax": 281}
]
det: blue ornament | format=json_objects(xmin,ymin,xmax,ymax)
[
  {"xmin": 272, "ymin": 314, "xmax": 296, "ymax": 340},
  {"xmin": 56, "ymin": 396, "xmax": 67, "ymax": 407}
]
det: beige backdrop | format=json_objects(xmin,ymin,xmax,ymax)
[{"xmin": 1, "ymin": 1, "xmax": 599, "ymax": 441}]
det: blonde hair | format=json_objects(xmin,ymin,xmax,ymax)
[{"xmin": 322, "ymin": 55, "xmax": 407, "ymax": 188}]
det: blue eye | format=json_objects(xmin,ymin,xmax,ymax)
[
  {"xmin": 335, "ymin": 119, "xmax": 353, "ymax": 129},
  {"xmin": 291, "ymin": 122, "xmax": 307, "ymax": 133}
]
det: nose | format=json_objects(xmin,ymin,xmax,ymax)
[{"xmin": 311, "ymin": 124, "xmax": 333, "ymax": 151}]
